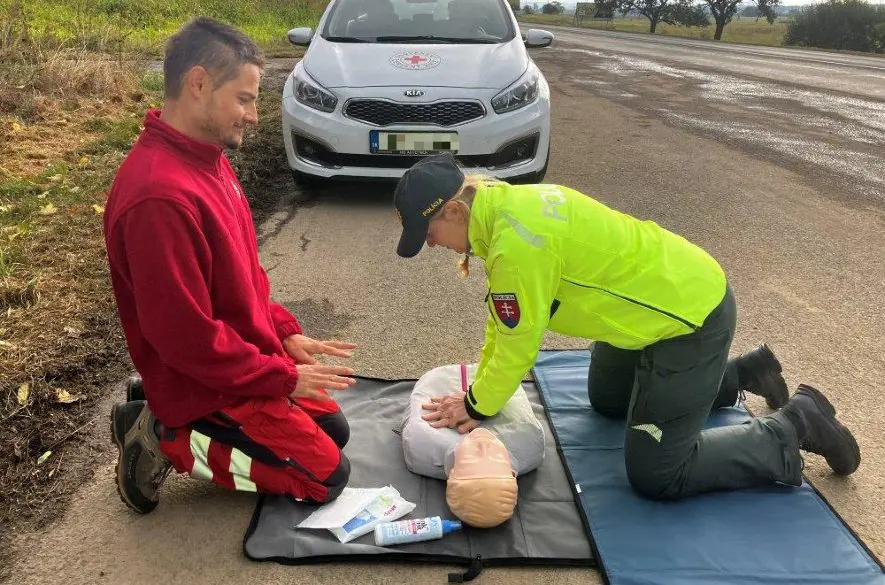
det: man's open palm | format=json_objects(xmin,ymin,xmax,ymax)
[{"xmin": 283, "ymin": 334, "xmax": 357, "ymax": 365}]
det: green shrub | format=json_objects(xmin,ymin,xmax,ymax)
[{"xmin": 785, "ymin": 0, "xmax": 885, "ymax": 53}]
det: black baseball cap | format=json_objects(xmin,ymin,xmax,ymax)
[{"xmin": 394, "ymin": 154, "xmax": 465, "ymax": 258}]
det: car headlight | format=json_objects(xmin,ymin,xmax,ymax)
[
  {"xmin": 491, "ymin": 64, "xmax": 540, "ymax": 114},
  {"xmin": 293, "ymin": 69, "xmax": 338, "ymax": 113}
]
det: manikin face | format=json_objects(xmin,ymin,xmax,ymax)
[{"xmin": 446, "ymin": 428, "xmax": 518, "ymax": 528}]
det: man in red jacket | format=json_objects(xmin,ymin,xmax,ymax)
[{"xmin": 104, "ymin": 17, "xmax": 357, "ymax": 514}]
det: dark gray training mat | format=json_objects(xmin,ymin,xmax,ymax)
[{"xmin": 242, "ymin": 376, "xmax": 595, "ymax": 582}]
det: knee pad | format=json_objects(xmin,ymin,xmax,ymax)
[
  {"xmin": 322, "ymin": 452, "xmax": 351, "ymax": 502},
  {"xmin": 315, "ymin": 412, "xmax": 350, "ymax": 449}
]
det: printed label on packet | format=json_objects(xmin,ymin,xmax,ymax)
[{"xmin": 389, "ymin": 517, "xmax": 431, "ymax": 537}]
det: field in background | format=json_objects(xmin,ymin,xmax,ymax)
[
  {"xmin": 517, "ymin": 13, "xmax": 791, "ymax": 46},
  {"xmin": 0, "ymin": 1, "xmax": 314, "ymax": 576},
  {"xmin": 24, "ymin": 0, "xmax": 326, "ymax": 56}
]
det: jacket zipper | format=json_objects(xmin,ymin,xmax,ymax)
[{"xmin": 561, "ymin": 277, "xmax": 700, "ymax": 331}]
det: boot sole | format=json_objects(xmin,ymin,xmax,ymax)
[
  {"xmin": 110, "ymin": 404, "xmax": 155, "ymax": 514},
  {"xmin": 797, "ymin": 384, "xmax": 860, "ymax": 475}
]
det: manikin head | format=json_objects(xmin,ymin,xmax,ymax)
[{"xmin": 446, "ymin": 428, "xmax": 518, "ymax": 528}]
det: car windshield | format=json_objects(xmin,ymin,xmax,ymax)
[{"xmin": 322, "ymin": 0, "xmax": 514, "ymax": 43}]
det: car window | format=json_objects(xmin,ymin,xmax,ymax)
[{"xmin": 322, "ymin": 0, "xmax": 514, "ymax": 43}]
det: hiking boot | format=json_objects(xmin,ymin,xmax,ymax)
[
  {"xmin": 736, "ymin": 343, "xmax": 790, "ymax": 409},
  {"xmin": 781, "ymin": 384, "xmax": 861, "ymax": 476},
  {"xmin": 126, "ymin": 376, "xmax": 145, "ymax": 402},
  {"xmin": 110, "ymin": 400, "xmax": 172, "ymax": 514}
]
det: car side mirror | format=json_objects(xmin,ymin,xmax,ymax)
[
  {"xmin": 524, "ymin": 28, "xmax": 553, "ymax": 48},
  {"xmin": 287, "ymin": 27, "xmax": 314, "ymax": 47}
]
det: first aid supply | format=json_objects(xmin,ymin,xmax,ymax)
[
  {"xmin": 296, "ymin": 486, "xmax": 415, "ymax": 543},
  {"xmin": 374, "ymin": 516, "xmax": 462, "ymax": 546}
]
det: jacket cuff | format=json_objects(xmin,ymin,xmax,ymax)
[
  {"xmin": 282, "ymin": 358, "xmax": 300, "ymax": 397},
  {"xmin": 276, "ymin": 320, "xmax": 303, "ymax": 340},
  {"xmin": 464, "ymin": 385, "xmax": 489, "ymax": 420}
]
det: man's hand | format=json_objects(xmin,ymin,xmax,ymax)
[
  {"xmin": 283, "ymin": 334, "xmax": 357, "ymax": 365},
  {"xmin": 422, "ymin": 391, "xmax": 480, "ymax": 434},
  {"xmin": 291, "ymin": 363, "xmax": 356, "ymax": 401}
]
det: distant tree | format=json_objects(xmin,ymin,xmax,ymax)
[
  {"xmin": 542, "ymin": 1, "xmax": 564, "ymax": 13},
  {"xmin": 740, "ymin": 5, "xmax": 761, "ymax": 17},
  {"xmin": 523, "ymin": 3, "xmax": 535, "ymax": 12},
  {"xmin": 618, "ymin": 0, "xmax": 709, "ymax": 32},
  {"xmin": 701, "ymin": 0, "xmax": 779, "ymax": 40}
]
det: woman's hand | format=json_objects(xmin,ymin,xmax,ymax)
[
  {"xmin": 422, "ymin": 391, "xmax": 480, "ymax": 434},
  {"xmin": 283, "ymin": 334, "xmax": 357, "ymax": 365}
]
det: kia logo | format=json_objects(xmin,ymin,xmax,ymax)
[{"xmin": 404, "ymin": 89, "xmax": 425, "ymax": 97}]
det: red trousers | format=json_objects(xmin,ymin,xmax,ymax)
[{"xmin": 158, "ymin": 394, "xmax": 351, "ymax": 503}]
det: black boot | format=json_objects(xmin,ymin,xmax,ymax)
[
  {"xmin": 735, "ymin": 344, "xmax": 790, "ymax": 409},
  {"xmin": 781, "ymin": 384, "xmax": 861, "ymax": 476},
  {"xmin": 126, "ymin": 376, "xmax": 145, "ymax": 402}
]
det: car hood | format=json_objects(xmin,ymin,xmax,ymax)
[{"xmin": 303, "ymin": 38, "xmax": 528, "ymax": 90}]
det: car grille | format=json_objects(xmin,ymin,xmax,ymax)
[{"xmin": 344, "ymin": 100, "xmax": 485, "ymax": 127}]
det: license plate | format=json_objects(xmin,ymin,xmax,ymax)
[{"xmin": 370, "ymin": 131, "xmax": 459, "ymax": 155}]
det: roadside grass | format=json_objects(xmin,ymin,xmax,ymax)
[
  {"xmin": 0, "ymin": 0, "xmax": 314, "ymax": 576},
  {"xmin": 23, "ymin": 0, "xmax": 326, "ymax": 57},
  {"xmin": 517, "ymin": 13, "xmax": 790, "ymax": 46}
]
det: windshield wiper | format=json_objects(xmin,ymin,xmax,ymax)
[
  {"xmin": 375, "ymin": 35, "xmax": 497, "ymax": 44},
  {"xmin": 324, "ymin": 36, "xmax": 370, "ymax": 42}
]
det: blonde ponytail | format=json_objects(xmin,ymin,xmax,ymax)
[{"xmin": 451, "ymin": 174, "xmax": 502, "ymax": 279}]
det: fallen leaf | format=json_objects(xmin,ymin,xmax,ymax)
[
  {"xmin": 11, "ymin": 121, "xmax": 21, "ymax": 132},
  {"xmin": 78, "ymin": 156, "xmax": 89, "ymax": 166},
  {"xmin": 17, "ymin": 382, "xmax": 29, "ymax": 406},
  {"xmin": 56, "ymin": 389, "xmax": 84, "ymax": 404},
  {"xmin": 6, "ymin": 227, "xmax": 22, "ymax": 241},
  {"xmin": 48, "ymin": 174, "xmax": 62, "ymax": 182},
  {"xmin": 63, "ymin": 326, "xmax": 82, "ymax": 338},
  {"xmin": 70, "ymin": 186, "xmax": 81, "ymax": 194},
  {"xmin": 39, "ymin": 203, "xmax": 57, "ymax": 215},
  {"xmin": 0, "ymin": 205, "xmax": 12, "ymax": 212},
  {"xmin": 92, "ymin": 204, "xmax": 104, "ymax": 215},
  {"xmin": 37, "ymin": 191, "xmax": 49, "ymax": 199},
  {"xmin": 37, "ymin": 451, "xmax": 52, "ymax": 465}
]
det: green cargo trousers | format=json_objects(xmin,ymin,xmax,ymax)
[{"xmin": 587, "ymin": 283, "xmax": 804, "ymax": 500}]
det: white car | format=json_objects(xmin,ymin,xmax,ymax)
[{"xmin": 281, "ymin": 0, "xmax": 554, "ymax": 185}]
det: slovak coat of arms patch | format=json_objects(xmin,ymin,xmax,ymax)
[{"xmin": 491, "ymin": 293, "xmax": 520, "ymax": 328}]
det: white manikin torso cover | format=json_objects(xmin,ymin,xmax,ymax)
[{"xmin": 401, "ymin": 363, "xmax": 545, "ymax": 480}]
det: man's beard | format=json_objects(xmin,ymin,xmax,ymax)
[{"xmin": 200, "ymin": 110, "xmax": 242, "ymax": 150}]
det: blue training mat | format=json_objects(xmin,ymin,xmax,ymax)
[{"xmin": 532, "ymin": 349, "xmax": 885, "ymax": 585}]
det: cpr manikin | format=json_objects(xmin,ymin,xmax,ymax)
[
  {"xmin": 446, "ymin": 427, "xmax": 518, "ymax": 528},
  {"xmin": 401, "ymin": 363, "xmax": 545, "ymax": 480},
  {"xmin": 401, "ymin": 363, "xmax": 545, "ymax": 526}
]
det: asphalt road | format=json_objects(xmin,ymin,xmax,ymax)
[{"xmin": 10, "ymin": 27, "xmax": 885, "ymax": 585}]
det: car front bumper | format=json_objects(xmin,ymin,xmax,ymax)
[{"xmin": 281, "ymin": 69, "xmax": 551, "ymax": 181}]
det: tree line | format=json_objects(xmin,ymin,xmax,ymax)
[{"xmin": 530, "ymin": 0, "xmax": 885, "ymax": 52}]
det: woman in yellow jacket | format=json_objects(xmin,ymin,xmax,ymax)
[{"xmin": 393, "ymin": 154, "xmax": 860, "ymax": 501}]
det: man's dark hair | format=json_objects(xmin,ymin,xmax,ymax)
[{"xmin": 163, "ymin": 17, "xmax": 265, "ymax": 99}]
